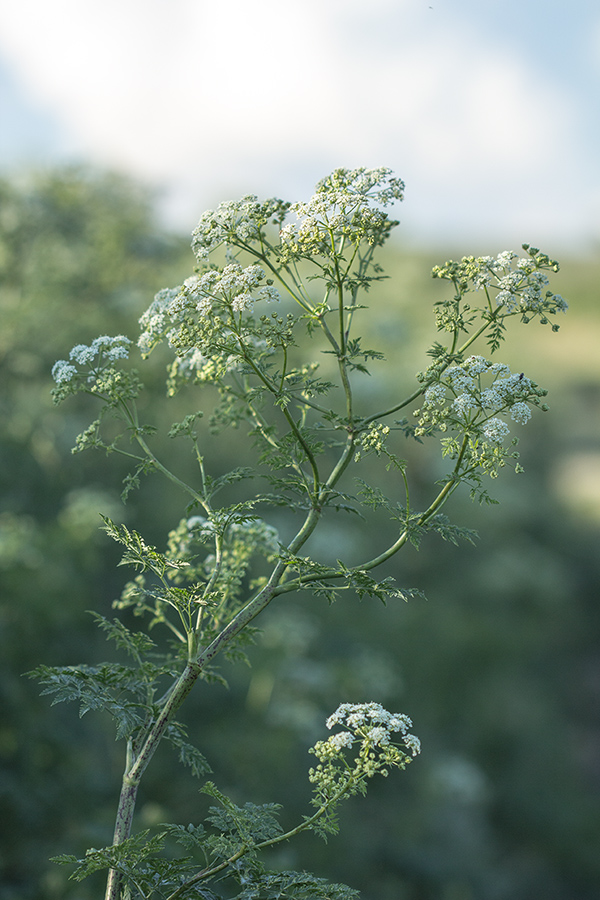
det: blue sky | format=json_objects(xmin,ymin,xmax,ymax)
[{"xmin": 1, "ymin": 0, "xmax": 598, "ymax": 250}]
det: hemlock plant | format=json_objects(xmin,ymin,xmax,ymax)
[{"xmin": 34, "ymin": 167, "xmax": 567, "ymax": 900}]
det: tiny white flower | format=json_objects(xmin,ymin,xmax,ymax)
[
  {"xmin": 510, "ymin": 402, "xmax": 532, "ymax": 424},
  {"xmin": 326, "ymin": 704, "xmax": 350, "ymax": 729},
  {"xmin": 231, "ymin": 293, "xmax": 253, "ymax": 312},
  {"xmin": 446, "ymin": 367, "xmax": 476, "ymax": 393},
  {"xmin": 329, "ymin": 731, "xmax": 354, "ymax": 751},
  {"xmin": 403, "ymin": 734, "xmax": 421, "ymax": 757},
  {"xmin": 388, "ymin": 714, "xmax": 412, "ymax": 734},
  {"xmin": 452, "ymin": 393, "xmax": 477, "ymax": 417},
  {"xmin": 259, "ymin": 285, "xmax": 280, "ymax": 303},
  {"xmin": 496, "ymin": 290, "xmax": 519, "ymax": 311},
  {"xmin": 93, "ymin": 335, "xmax": 131, "ymax": 361},
  {"xmin": 424, "ymin": 383, "xmax": 446, "ymax": 406},
  {"xmin": 52, "ymin": 360, "xmax": 78, "ymax": 384},
  {"xmin": 483, "ymin": 417, "xmax": 510, "ymax": 444},
  {"xmin": 69, "ymin": 344, "xmax": 96, "ymax": 365},
  {"xmin": 480, "ymin": 388, "xmax": 502, "ymax": 410},
  {"xmin": 488, "ymin": 362, "xmax": 511, "ymax": 378},
  {"xmin": 367, "ymin": 726, "xmax": 390, "ymax": 746},
  {"xmin": 495, "ymin": 250, "xmax": 517, "ymax": 268},
  {"xmin": 463, "ymin": 355, "xmax": 488, "ymax": 376},
  {"xmin": 347, "ymin": 711, "xmax": 367, "ymax": 728}
]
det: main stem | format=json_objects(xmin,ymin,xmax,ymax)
[
  {"xmin": 104, "ymin": 661, "xmax": 202, "ymax": 900},
  {"xmin": 103, "ymin": 492, "xmax": 332, "ymax": 899}
]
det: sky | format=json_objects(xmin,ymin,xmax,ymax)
[{"xmin": 0, "ymin": 0, "xmax": 599, "ymax": 251}]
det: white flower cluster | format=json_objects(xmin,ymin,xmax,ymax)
[
  {"xmin": 482, "ymin": 418, "xmax": 510, "ymax": 444},
  {"xmin": 494, "ymin": 258, "xmax": 567, "ymax": 315},
  {"xmin": 191, "ymin": 195, "xmax": 289, "ymax": 263},
  {"xmin": 325, "ymin": 701, "xmax": 421, "ymax": 757},
  {"xmin": 138, "ymin": 287, "xmax": 182, "ymax": 356},
  {"xmin": 52, "ymin": 335, "xmax": 131, "ymax": 384},
  {"xmin": 279, "ymin": 168, "xmax": 404, "ymax": 254},
  {"xmin": 471, "ymin": 250, "xmax": 519, "ymax": 288},
  {"xmin": 419, "ymin": 355, "xmax": 538, "ymax": 444},
  {"xmin": 180, "ymin": 263, "xmax": 279, "ymax": 316},
  {"xmin": 439, "ymin": 249, "xmax": 568, "ymax": 318},
  {"xmin": 314, "ymin": 167, "xmax": 405, "ymax": 207},
  {"xmin": 189, "ymin": 170, "xmax": 403, "ymax": 265},
  {"xmin": 137, "ymin": 265, "xmax": 279, "ymax": 358},
  {"xmin": 51, "ymin": 360, "xmax": 78, "ymax": 385}
]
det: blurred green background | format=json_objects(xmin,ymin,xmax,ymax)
[{"xmin": 1, "ymin": 168, "xmax": 599, "ymax": 900}]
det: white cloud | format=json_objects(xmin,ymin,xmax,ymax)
[{"xmin": 0, "ymin": 0, "xmax": 595, "ymax": 246}]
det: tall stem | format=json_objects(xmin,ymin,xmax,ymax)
[
  {"xmin": 104, "ymin": 662, "xmax": 202, "ymax": 900},
  {"xmin": 102, "ymin": 492, "xmax": 326, "ymax": 900}
]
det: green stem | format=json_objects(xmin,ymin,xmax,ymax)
[
  {"xmin": 133, "ymin": 432, "xmax": 209, "ymax": 513},
  {"xmin": 362, "ymin": 310, "xmax": 503, "ymax": 427},
  {"xmin": 252, "ymin": 245, "xmax": 315, "ymax": 313},
  {"xmin": 102, "ymin": 486, "xmax": 331, "ymax": 900},
  {"xmin": 114, "ymin": 395, "xmax": 211, "ymax": 512},
  {"xmin": 274, "ymin": 434, "xmax": 469, "ymax": 596},
  {"xmin": 231, "ymin": 330, "xmax": 321, "ymax": 493},
  {"xmin": 163, "ymin": 771, "xmax": 360, "ymax": 900},
  {"xmin": 104, "ymin": 662, "xmax": 202, "ymax": 900}
]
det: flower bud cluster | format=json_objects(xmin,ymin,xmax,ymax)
[
  {"xmin": 414, "ymin": 355, "xmax": 546, "ymax": 446},
  {"xmin": 165, "ymin": 515, "xmax": 281, "ymax": 587},
  {"xmin": 355, "ymin": 423, "xmax": 390, "ymax": 460}
]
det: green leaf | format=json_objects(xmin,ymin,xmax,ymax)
[
  {"xmin": 202, "ymin": 783, "xmax": 284, "ymax": 845},
  {"xmin": 161, "ymin": 822, "xmax": 207, "ymax": 851},
  {"xmin": 234, "ymin": 870, "xmax": 360, "ymax": 900},
  {"xmin": 29, "ymin": 663, "xmax": 149, "ymax": 739},
  {"xmin": 101, "ymin": 516, "xmax": 190, "ymax": 576},
  {"xmin": 424, "ymin": 513, "xmax": 478, "ymax": 546},
  {"xmin": 164, "ymin": 722, "xmax": 212, "ymax": 778},
  {"xmin": 90, "ymin": 612, "xmax": 155, "ymax": 658},
  {"xmin": 51, "ymin": 830, "xmax": 166, "ymax": 882}
]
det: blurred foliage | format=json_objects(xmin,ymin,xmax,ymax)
[{"xmin": 1, "ymin": 168, "xmax": 599, "ymax": 900}]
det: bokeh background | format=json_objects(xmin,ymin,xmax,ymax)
[
  {"xmin": 2, "ymin": 0, "xmax": 600, "ymax": 247},
  {"xmin": 1, "ymin": 2, "xmax": 599, "ymax": 899}
]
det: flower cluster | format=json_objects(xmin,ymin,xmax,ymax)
[
  {"xmin": 307, "ymin": 703, "xmax": 420, "ymax": 830},
  {"xmin": 137, "ymin": 265, "xmax": 279, "ymax": 364},
  {"xmin": 51, "ymin": 335, "xmax": 132, "ymax": 385},
  {"xmin": 314, "ymin": 167, "xmax": 405, "ymax": 208},
  {"xmin": 191, "ymin": 196, "xmax": 290, "ymax": 263},
  {"xmin": 279, "ymin": 167, "xmax": 404, "ymax": 258},
  {"xmin": 355, "ymin": 423, "xmax": 391, "ymax": 460},
  {"xmin": 414, "ymin": 355, "xmax": 546, "ymax": 446},
  {"xmin": 137, "ymin": 288, "xmax": 182, "ymax": 356},
  {"xmin": 324, "ymin": 701, "xmax": 421, "ymax": 757},
  {"xmin": 178, "ymin": 264, "xmax": 280, "ymax": 315},
  {"xmin": 432, "ymin": 246, "xmax": 568, "ymax": 325}
]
